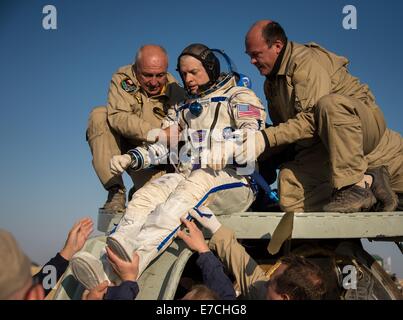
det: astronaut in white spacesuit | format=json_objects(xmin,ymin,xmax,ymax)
[{"xmin": 71, "ymin": 43, "xmax": 267, "ymax": 288}]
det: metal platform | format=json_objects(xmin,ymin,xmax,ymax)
[
  {"xmin": 98, "ymin": 209, "xmax": 403, "ymax": 241},
  {"xmin": 216, "ymin": 211, "xmax": 403, "ymax": 241}
]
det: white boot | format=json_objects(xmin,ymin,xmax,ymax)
[
  {"xmin": 106, "ymin": 223, "xmax": 143, "ymax": 262},
  {"xmin": 70, "ymin": 251, "xmax": 121, "ymax": 290},
  {"xmin": 106, "ymin": 232, "xmax": 139, "ymax": 262}
]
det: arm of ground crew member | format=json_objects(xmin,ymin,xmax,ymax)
[
  {"xmin": 82, "ymin": 281, "xmax": 109, "ymax": 300},
  {"xmin": 262, "ymin": 58, "xmax": 332, "ymax": 148},
  {"xmin": 33, "ymin": 218, "xmax": 93, "ymax": 297},
  {"xmin": 233, "ymin": 129, "xmax": 267, "ymax": 165},
  {"xmin": 82, "ymin": 280, "xmax": 139, "ymax": 300},
  {"xmin": 178, "ymin": 217, "xmax": 236, "ymax": 300},
  {"xmin": 110, "ymin": 154, "xmax": 132, "ymax": 175},
  {"xmin": 208, "ymin": 225, "xmax": 267, "ymax": 300},
  {"xmin": 32, "ymin": 253, "xmax": 69, "ymax": 297},
  {"xmin": 106, "ymin": 76, "xmax": 157, "ymax": 143},
  {"xmin": 103, "ymin": 247, "xmax": 140, "ymax": 300},
  {"xmin": 196, "ymin": 252, "xmax": 236, "ymax": 300},
  {"xmin": 104, "ymin": 281, "xmax": 139, "ymax": 300}
]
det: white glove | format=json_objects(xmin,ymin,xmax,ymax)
[
  {"xmin": 202, "ymin": 139, "xmax": 236, "ymax": 171},
  {"xmin": 188, "ymin": 206, "xmax": 221, "ymax": 234},
  {"xmin": 148, "ymin": 142, "xmax": 169, "ymax": 165},
  {"xmin": 110, "ymin": 154, "xmax": 132, "ymax": 175},
  {"xmin": 234, "ymin": 130, "xmax": 266, "ymax": 165}
]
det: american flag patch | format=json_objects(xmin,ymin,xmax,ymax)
[{"xmin": 237, "ymin": 104, "xmax": 261, "ymax": 118}]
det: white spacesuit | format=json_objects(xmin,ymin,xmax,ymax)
[{"xmin": 71, "ymin": 44, "xmax": 267, "ymax": 286}]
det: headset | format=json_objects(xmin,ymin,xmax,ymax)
[{"xmin": 184, "ymin": 49, "xmax": 252, "ymax": 118}]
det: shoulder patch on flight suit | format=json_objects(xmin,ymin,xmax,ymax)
[
  {"xmin": 236, "ymin": 104, "xmax": 261, "ymax": 119},
  {"xmin": 121, "ymin": 78, "xmax": 137, "ymax": 92}
]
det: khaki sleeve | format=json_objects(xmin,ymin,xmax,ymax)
[
  {"xmin": 208, "ymin": 225, "xmax": 268, "ymax": 299},
  {"xmin": 161, "ymin": 106, "xmax": 178, "ymax": 129},
  {"xmin": 229, "ymin": 89, "xmax": 266, "ymax": 131},
  {"xmin": 264, "ymin": 57, "xmax": 332, "ymax": 147},
  {"xmin": 106, "ymin": 73, "xmax": 155, "ymax": 142}
]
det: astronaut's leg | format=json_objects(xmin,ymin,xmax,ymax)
[
  {"xmin": 107, "ymin": 173, "xmax": 185, "ymax": 260},
  {"xmin": 70, "ymin": 173, "xmax": 185, "ymax": 289},
  {"xmin": 128, "ymin": 167, "xmax": 167, "ymax": 196},
  {"xmin": 133, "ymin": 168, "xmax": 255, "ymax": 277}
]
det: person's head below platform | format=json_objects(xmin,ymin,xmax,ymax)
[
  {"xmin": 182, "ymin": 284, "xmax": 219, "ymax": 300},
  {"xmin": 266, "ymin": 254, "xmax": 327, "ymax": 300},
  {"xmin": 133, "ymin": 44, "xmax": 169, "ymax": 97},
  {"xmin": 245, "ymin": 20, "xmax": 288, "ymax": 77},
  {"xmin": 0, "ymin": 229, "xmax": 44, "ymax": 300}
]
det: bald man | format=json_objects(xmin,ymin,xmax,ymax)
[
  {"xmin": 241, "ymin": 20, "xmax": 402, "ymax": 213},
  {"xmin": 87, "ymin": 45, "xmax": 186, "ymax": 213}
]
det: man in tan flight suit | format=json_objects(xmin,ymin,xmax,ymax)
[
  {"xmin": 87, "ymin": 45, "xmax": 186, "ymax": 213},
  {"xmin": 239, "ymin": 20, "xmax": 402, "ymax": 213}
]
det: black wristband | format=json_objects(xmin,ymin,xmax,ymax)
[{"xmin": 261, "ymin": 130, "xmax": 271, "ymax": 150}]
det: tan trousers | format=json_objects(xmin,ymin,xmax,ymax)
[
  {"xmin": 279, "ymin": 94, "xmax": 402, "ymax": 212},
  {"xmin": 86, "ymin": 107, "xmax": 165, "ymax": 192}
]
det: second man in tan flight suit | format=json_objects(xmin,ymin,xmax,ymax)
[
  {"xmin": 86, "ymin": 45, "xmax": 186, "ymax": 213},
  {"xmin": 239, "ymin": 20, "xmax": 402, "ymax": 213}
]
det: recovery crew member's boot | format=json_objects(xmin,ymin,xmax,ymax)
[
  {"xmin": 323, "ymin": 182, "xmax": 377, "ymax": 213},
  {"xmin": 102, "ymin": 186, "xmax": 126, "ymax": 213},
  {"xmin": 366, "ymin": 166, "xmax": 398, "ymax": 212},
  {"xmin": 397, "ymin": 193, "xmax": 403, "ymax": 211}
]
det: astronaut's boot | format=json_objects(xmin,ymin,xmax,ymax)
[
  {"xmin": 106, "ymin": 226, "xmax": 143, "ymax": 262},
  {"xmin": 106, "ymin": 207, "xmax": 152, "ymax": 262},
  {"xmin": 70, "ymin": 251, "xmax": 121, "ymax": 290}
]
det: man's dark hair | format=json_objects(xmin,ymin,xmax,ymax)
[
  {"xmin": 262, "ymin": 21, "xmax": 288, "ymax": 47},
  {"xmin": 274, "ymin": 254, "xmax": 327, "ymax": 300}
]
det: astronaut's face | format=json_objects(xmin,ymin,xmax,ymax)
[{"xmin": 179, "ymin": 55, "xmax": 210, "ymax": 95}]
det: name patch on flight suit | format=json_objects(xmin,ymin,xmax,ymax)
[
  {"xmin": 189, "ymin": 129, "xmax": 207, "ymax": 146},
  {"xmin": 121, "ymin": 78, "xmax": 137, "ymax": 93}
]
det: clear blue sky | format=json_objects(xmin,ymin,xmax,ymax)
[{"xmin": 0, "ymin": 0, "xmax": 402, "ymax": 277}]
